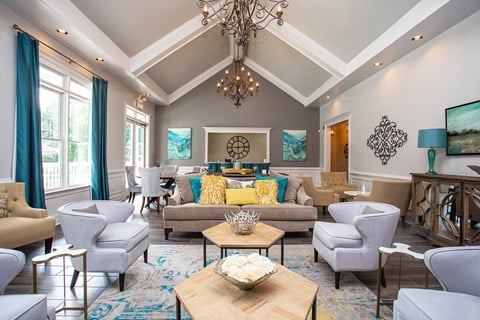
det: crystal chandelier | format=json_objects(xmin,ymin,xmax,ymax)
[
  {"xmin": 198, "ymin": 0, "xmax": 289, "ymax": 46},
  {"xmin": 217, "ymin": 58, "xmax": 259, "ymax": 107}
]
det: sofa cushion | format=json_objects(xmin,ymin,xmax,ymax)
[
  {"xmin": 256, "ymin": 176, "xmax": 288, "ymax": 203},
  {"xmin": 313, "ymin": 221, "xmax": 362, "ymax": 250},
  {"xmin": 189, "ymin": 177, "xmax": 202, "ymax": 203},
  {"xmin": 395, "ymin": 288, "xmax": 480, "ymax": 320},
  {"xmin": 226, "ymin": 188, "xmax": 257, "ymax": 205},
  {"xmin": 0, "ymin": 217, "xmax": 56, "ymax": 249},
  {"xmin": 176, "ymin": 172, "xmax": 205, "ymax": 204},
  {"xmin": 0, "ymin": 294, "xmax": 48, "ymax": 320},
  {"xmin": 163, "ymin": 203, "xmax": 241, "ymax": 220},
  {"xmin": 200, "ymin": 175, "xmax": 226, "ymax": 205},
  {"xmin": 255, "ymin": 180, "xmax": 278, "ymax": 205},
  {"xmin": 242, "ymin": 203, "xmax": 317, "ymax": 220},
  {"xmin": 97, "ymin": 222, "xmax": 149, "ymax": 252},
  {"xmin": 0, "ymin": 193, "xmax": 8, "ymax": 218}
]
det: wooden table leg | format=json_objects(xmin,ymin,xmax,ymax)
[{"xmin": 312, "ymin": 296, "xmax": 317, "ymax": 320}]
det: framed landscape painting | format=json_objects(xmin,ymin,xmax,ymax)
[
  {"xmin": 167, "ymin": 128, "xmax": 191, "ymax": 159},
  {"xmin": 283, "ymin": 130, "xmax": 306, "ymax": 161}
]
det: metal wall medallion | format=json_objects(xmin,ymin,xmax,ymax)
[
  {"xmin": 366, "ymin": 115, "xmax": 407, "ymax": 165},
  {"xmin": 226, "ymin": 135, "xmax": 250, "ymax": 159}
]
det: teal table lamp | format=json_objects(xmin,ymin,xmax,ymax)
[{"xmin": 417, "ymin": 128, "xmax": 447, "ymax": 174}]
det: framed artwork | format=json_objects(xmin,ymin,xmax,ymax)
[
  {"xmin": 283, "ymin": 130, "xmax": 306, "ymax": 161},
  {"xmin": 167, "ymin": 128, "xmax": 191, "ymax": 160}
]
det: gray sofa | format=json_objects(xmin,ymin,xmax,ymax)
[{"xmin": 163, "ymin": 173, "xmax": 318, "ymax": 240}]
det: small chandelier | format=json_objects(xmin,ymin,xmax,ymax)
[
  {"xmin": 217, "ymin": 59, "xmax": 259, "ymax": 107},
  {"xmin": 198, "ymin": 0, "xmax": 288, "ymax": 46}
]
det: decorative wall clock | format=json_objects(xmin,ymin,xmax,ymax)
[
  {"xmin": 366, "ymin": 115, "xmax": 407, "ymax": 165},
  {"xmin": 226, "ymin": 135, "xmax": 250, "ymax": 159}
]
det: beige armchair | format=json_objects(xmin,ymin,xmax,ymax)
[
  {"xmin": 0, "ymin": 182, "xmax": 55, "ymax": 253},
  {"xmin": 320, "ymin": 171, "xmax": 357, "ymax": 200},
  {"xmin": 299, "ymin": 176, "xmax": 339, "ymax": 213},
  {"xmin": 355, "ymin": 179, "xmax": 411, "ymax": 223}
]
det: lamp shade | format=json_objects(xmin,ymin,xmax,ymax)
[{"xmin": 417, "ymin": 128, "xmax": 447, "ymax": 148}]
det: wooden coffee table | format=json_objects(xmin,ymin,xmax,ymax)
[
  {"xmin": 202, "ymin": 222, "xmax": 285, "ymax": 267},
  {"xmin": 174, "ymin": 263, "xmax": 318, "ymax": 320}
]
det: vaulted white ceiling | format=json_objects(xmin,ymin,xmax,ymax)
[{"xmin": 2, "ymin": 0, "xmax": 480, "ymax": 107}]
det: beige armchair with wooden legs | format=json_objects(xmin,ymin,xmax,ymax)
[
  {"xmin": 299, "ymin": 176, "xmax": 339, "ymax": 214},
  {"xmin": 320, "ymin": 172, "xmax": 357, "ymax": 201},
  {"xmin": 355, "ymin": 179, "xmax": 412, "ymax": 225}
]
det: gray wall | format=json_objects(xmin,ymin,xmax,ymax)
[{"xmin": 155, "ymin": 70, "xmax": 320, "ymax": 167}]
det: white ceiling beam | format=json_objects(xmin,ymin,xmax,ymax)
[
  {"xmin": 266, "ymin": 22, "xmax": 347, "ymax": 79},
  {"xmin": 304, "ymin": 77, "xmax": 341, "ymax": 106},
  {"xmin": 244, "ymin": 58, "xmax": 307, "ymax": 106},
  {"xmin": 348, "ymin": 0, "xmax": 450, "ymax": 73},
  {"xmin": 169, "ymin": 56, "xmax": 232, "ymax": 104},
  {"xmin": 130, "ymin": 16, "xmax": 216, "ymax": 76},
  {"xmin": 41, "ymin": 0, "xmax": 130, "ymax": 69},
  {"xmin": 135, "ymin": 74, "xmax": 169, "ymax": 105}
]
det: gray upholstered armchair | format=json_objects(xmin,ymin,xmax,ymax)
[
  {"xmin": 393, "ymin": 246, "xmax": 480, "ymax": 320},
  {"xmin": 313, "ymin": 201, "xmax": 400, "ymax": 289},
  {"xmin": 0, "ymin": 248, "xmax": 56, "ymax": 319},
  {"xmin": 57, "ymin": 201, "xmax": 149, "ymax": 291}
]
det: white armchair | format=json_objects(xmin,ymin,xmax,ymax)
[
  {"xmin": 0, "ymin": 248, "xmax": 56, "ymax": 319},
  {"xmin": 393, "ymin": 246, "xmax": 480, "ymax": 320},
  {"xmin": 313, "ymin": 201, "xmax": 400, "ymax": 289},
  {"xmin": 57, "ymin": 201, "xmax": 149, "ymax": 291}
]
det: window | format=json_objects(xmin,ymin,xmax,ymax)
[
  {"xmin": 40, "ymin": 64, "xmax": 92, "ymax": 191},
  {"xmin": 125, "ymin": 106, "xmax": 148, "ymax": 168}
]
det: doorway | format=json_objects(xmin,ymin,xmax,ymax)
[{"xmin": 329, "ymin": 120, "xmax": 349, "ymax": 172}]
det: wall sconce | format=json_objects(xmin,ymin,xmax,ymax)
[{"xmin": 135, "ymin": 94, "xmax": 148, "ymax": 108}]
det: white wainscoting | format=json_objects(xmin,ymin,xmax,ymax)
[
  {"xmin": 109, "ymin": 169, "xmax": 127, "ymax": 201},
  {"xmin": 349, "ymin": 170, "xmax": 412, "ymax": 192},
  {"xmin": 45, "ymin": 186, "xmax": 90, "ymax": 221}
]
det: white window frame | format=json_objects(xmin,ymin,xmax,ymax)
[
  {"xmin": 40, "ymin": 53, "xmax": 92, "ymax": 192},
  {"xmin": 125, "ymin": 105, "xmax": 149, "ymax": 169}
]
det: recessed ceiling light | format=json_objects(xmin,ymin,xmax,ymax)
[
  {"xmin": 373, "ymin": 62, "xmax": 382, "ymax": 67},
  {"xmin": 411, "ymin": 35, "xmax": 424, "ymax": 41},
  {"xmin": 326, "ymin": 95, "xmax": 330, "ymax": 100},
  {"xmin": 56, "ymin": 28, "xmax": 68, "ymax": 35},
  {"xmin": 95, "ymin": 57, "xmax": 105, "ymax": 62}
]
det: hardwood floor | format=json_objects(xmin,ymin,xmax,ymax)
[{"xmin": 6, "ymin": 199, "xmax": 441, "ymax": 319}]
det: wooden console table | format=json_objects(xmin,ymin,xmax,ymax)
[{"xmin": 410, "ymin": 173, "xmax": 480, "ymax": 246}]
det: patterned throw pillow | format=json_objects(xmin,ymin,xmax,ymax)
[
  {"xmin": 226, "ymin": 178, "xmax": 255, "ymax": 189},
  {"xmin": 255, "ymin": 175, "xmax": 288, "ymax": 203},
  {"xmin": 0, "ymin": 193, "xmax": 8, "ymax": 218},
  {"xmin": 255, "ymin": 180, "xmax": 278, "ymax": 205},
  {"xmin": 199, "ymin": 175, "xmax": 226, "ymax": 205}
]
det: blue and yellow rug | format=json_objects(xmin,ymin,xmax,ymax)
[{"xmin": 87, "ymin": 244, "xmax": 392, "ymax": 319}]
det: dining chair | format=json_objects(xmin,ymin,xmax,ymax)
[
  {"xmin": 125, "ymin": 166, "xmax": 141, "ymax": 203},
  {"xmin": 138, "ymin": 167, "xmax": 169, "ymax": 213}
]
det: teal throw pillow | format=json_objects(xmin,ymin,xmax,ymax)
[
  {"xmin": 256, "ymin": 175, "xmax": 288, "ymax": 203},
  {"xmin": 189, "ymin": 177, "xmax": 202, "ymax": 203}
]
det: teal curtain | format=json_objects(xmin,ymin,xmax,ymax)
[
  {"xmin": 91, "ymin": 77, "xmax": 110, "ymax": 200},
  {"xmin": 15, "ymin": 32, "xmax": 46, "ymax": 209}
]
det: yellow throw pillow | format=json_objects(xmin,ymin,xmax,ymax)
[
  {"xmin": 200, "ymin": 175, "xmax": 226, "ymax": 205},
  {"xmin": 255, "ymin": 180, "xmax": 278, "ymax": 205},
  {"xmin": 225, "ymin": 188, "xmax": 258, "ymax": 205}
]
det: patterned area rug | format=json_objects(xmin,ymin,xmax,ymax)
[{"xmin": 87, "ymin": 244, "xmax": 392, "ymax": 320}]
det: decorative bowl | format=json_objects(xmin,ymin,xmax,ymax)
[
  {"xmin": 213, "ymin": 254, "xmax": 277, "ymax": 291},
  {"xmin": 225, "ymin": 210, "xmax": 261, "ymax": 235}
]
